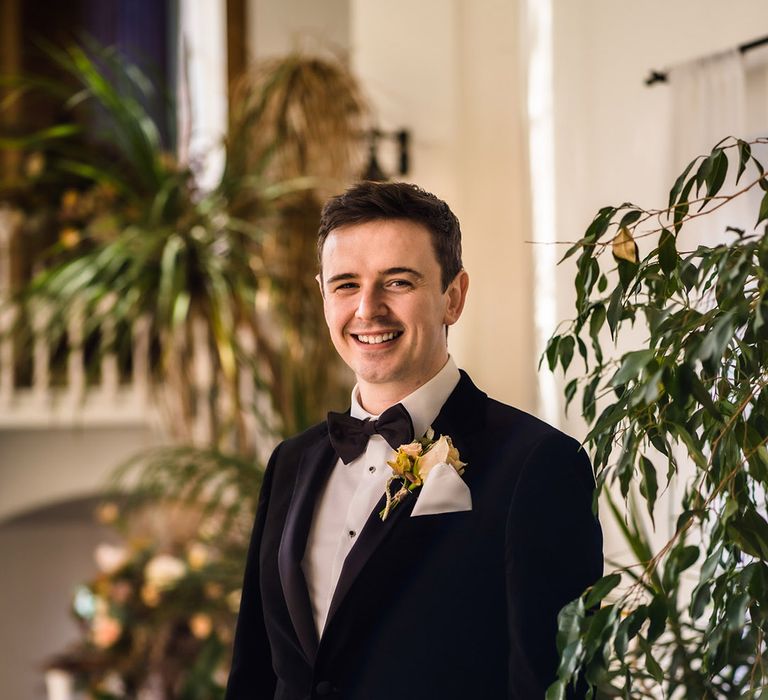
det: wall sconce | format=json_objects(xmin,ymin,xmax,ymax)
[{"xmin": 361, "ymin": 128, "xmax": 410, "ymax": 181}]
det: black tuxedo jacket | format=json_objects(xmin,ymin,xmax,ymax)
[{"xmin": 226, "ymin": 371, "xmax": 603, "ymax": 700}]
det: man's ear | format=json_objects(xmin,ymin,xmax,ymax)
[
  {"xmin": 443, "ymin": 269, "xmax": 469, "ymax": 326},
  {"xmin": 316, "ymin": 273, "xmax": 325, "ymax": 299}
]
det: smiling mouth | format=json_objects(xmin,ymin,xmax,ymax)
[{"xmin": 352, "ymin": 331, "xmax": 403, "ymax": 345}]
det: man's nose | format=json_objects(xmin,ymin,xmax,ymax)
[{"xmin": 355, "ymin": 286, "xmax": 387, "ymax": 319}]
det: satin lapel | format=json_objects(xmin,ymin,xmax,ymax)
[
  {"xmin": 324, "ymin": 475, "xmax": 417, "ymax": 627},
  {"xmin": 323, "ymin": 371, "xmax": 488, "ymax": 631},
  {"xmin": 277, "ymin": 435, "xmax": 336, "ymax": 662},
  {"xmin": 430, "ymin": 370, "xmax": 487, "ymax": 441}
]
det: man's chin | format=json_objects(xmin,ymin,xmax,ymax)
[
  {"xmin": 353, "ymin": 368, "xmax": 400, "ymax": 386},
  {"xmin": 350, "ymin": 359, "xmax": 408, "ymax": 388}
]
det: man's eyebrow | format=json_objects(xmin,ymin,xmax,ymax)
[
  {"xmin": 325, "ymin": 267, "xmax": 424, "ymax": 285},
  {"xmin": 325, "ymin": 272, "xmax": 358, "ymax": 285},
  {"xmin": 383, "ymin": 267, "xmax": 423, "ymax": 279}
]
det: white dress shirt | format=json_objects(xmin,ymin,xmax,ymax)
[{"xmin": 301, "ymin": 356, "xmax": 461, "ymax": 636}]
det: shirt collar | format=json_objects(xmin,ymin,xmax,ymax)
[{"xmin": 349, "ymin": 356, "xmax": 461, "ymax": 440}]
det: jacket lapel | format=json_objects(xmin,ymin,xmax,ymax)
[
  {"xmin": 429, "ymin": 370, "xmax": 487, "ymax": 443},
  {"xmin": 277, "ymin": 436, "xmax": 336, "ymax": 662},
  {"xmin": 323, "ymin": 371, "xmax": 487, "ymax": 633},
  {"xmin": 324, "ymin": 474, "xmax": 417, "ymax": 628}
]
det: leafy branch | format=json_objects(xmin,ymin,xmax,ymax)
[{"xmin": 545, "ymin": 137, "xmax": 768, "ymax": 699}]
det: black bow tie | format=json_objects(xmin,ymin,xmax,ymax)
[{"xmin": 327, "ymin": 403, "xmax": 414, "ymax": 464}]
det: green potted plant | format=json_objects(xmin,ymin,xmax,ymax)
[
  {"xmin": 545, "ymin": 136, "xmax": 768, "ymax": 698},
  {"xmin": 1, "ymin": 41, "xmax": 368, "ymax": 698}
]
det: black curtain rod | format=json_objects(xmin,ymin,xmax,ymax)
[{"xmin": 645, "ymin": 34, "xmax": 768, "ymax": 86}]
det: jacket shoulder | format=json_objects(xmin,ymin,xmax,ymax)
[
  {"xmin": 483, "ymin": 395, "xmax": 583, "ymax": 453},
  {"xmin": 269, "ymin": 420, "xmax": 329, "ymax": 460},
  {"xmin": 479, "ymin": 396, "xmax": 596, "ymax": 505},
  {"xmin": 282, "ymin": 420, "xmax": 329, "ymax": 447}
]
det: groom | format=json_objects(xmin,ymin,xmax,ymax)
[{"xmin": 226, "ymin": 182, "xmax": 603, "ymax": 699}]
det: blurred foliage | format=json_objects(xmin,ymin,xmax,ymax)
[
  {"xmin": 52, "ymin": 486, "xmax": 259, "ymax": 699},
  {"xmin": 1, "ymin": 40, "xmax": 368, "ymax": 698},
  {"xmin": 544, "ymin": 137, "xmax": 768, "ymax": 698},
  {"xmin": 1, "ymin": 41, "xmax": 366, "ymax": 450}
]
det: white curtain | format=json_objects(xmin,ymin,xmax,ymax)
[
  {"xmin": 669, "ymin": 49, "xmax": 746, "ymax": 173},
  {"xmin": 668, "ymin": 49, "xmax": 751, "ymax": 246}
]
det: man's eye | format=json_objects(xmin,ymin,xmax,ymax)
[
  {"xmin": 388, "ymin": 279, "xmax": 412, "ymax": 288},
  {"xmin": 333, "ymin": 282, "xmax": 357, "ymax": 291}
]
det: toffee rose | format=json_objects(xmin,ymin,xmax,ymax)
[{"xmin": 416, "ymin": 435, "xmax": 466, "ymax": 481}]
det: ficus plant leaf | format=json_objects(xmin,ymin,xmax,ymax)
[
  {"xmin": 658, "ymin": 228, "xmax": 677, "ymax": 275},
  {"xmin": 612, "ymin": 226, "xmax": 639, "ymax": 264},
  {"xmin": 545, "ymin": 136, "xmax": 768, "ymax": 698},
  {"xmin": 736, "ymin": 139, "xmax": 751, "ymax": 184}
]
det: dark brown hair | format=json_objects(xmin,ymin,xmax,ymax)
[{"xmin": 317, "ymin": 181, "xmax": 463, "ymax": 291}]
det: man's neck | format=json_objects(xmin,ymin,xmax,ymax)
[
  {"xmin": 356, "ymin": 386, "xmax": 414, "ymax": 416},
  {"xmin": 356, "ymin": 361, "xmax": 450, "ymax": 416}
]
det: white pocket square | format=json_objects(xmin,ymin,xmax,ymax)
[{"xmin": 411, "ymin": 462, "xmax": 472, "ymax": 517}]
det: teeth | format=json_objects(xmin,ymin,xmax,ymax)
[{"xmin": 357, "ymin": 332, "xmax": 399, "ymax": 344}]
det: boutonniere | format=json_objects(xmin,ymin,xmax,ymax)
[{"xmin": 380, "ymin": 427, "xmax": 467, "ymax": 521}]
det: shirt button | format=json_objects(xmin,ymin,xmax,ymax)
[
  {"xmin": 368, "ymin": 465, "xmax": 376, "ymax": 473},
  {"xmin": 348, "ymin": 529, "xmax": 356, "ymax": 538}
]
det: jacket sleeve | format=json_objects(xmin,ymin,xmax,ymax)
[
  {"xmin": 225, "ymin": 442, "xmax": 282, "ymax": 700},
  {"xmin": 504, "ymin": 432, "xmax": 603, "ymax": 699}
]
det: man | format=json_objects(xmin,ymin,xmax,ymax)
[{"xmin": 226, "ymin": 182, "xmax": 603, "ymax": 699}]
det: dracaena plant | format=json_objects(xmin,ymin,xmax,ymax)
[
  {"xmin": 545, "ymin": 137, "xmax": 768, "ymax": 699},
  {"xmin": 2, "ymin": 41, "xmax": 368, "ymax": 699},
  {"xmin": 1, "ymin": 42, "xmax": 365, "ymax": 453}
]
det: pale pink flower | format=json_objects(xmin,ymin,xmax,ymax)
[
  {"xmin": 416, "ymin": 435, "xmax": 466, "ymax": 481},
  {"xmin": 94, "ymin": 544, "xmax": 128, "ymax": 575},
  {"xmin": 141, "ymin": 583, "xmax": 161, "ymax": 607},
  {"xmin": 187, "ymin": 542, "xmax": 210, "ymax": 570},
  {"xmin": 144, "ymin": 554, "xmax": 186, "ymax": 590},
  {"xmin": 91, "ymin": 615, "xmax": 122, "ymax": 648},
  {"xmin": 399, "ymin": 441, "xmax": 423, "ymax": 458},
  {"xmin": 95, "ymin": 502, "xmax": 119, "ymax": 524},
  {"xmin": 189, "ymin": 613, "xmax": 213, "ymax": 639}
]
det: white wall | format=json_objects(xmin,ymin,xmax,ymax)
[
  {"xmin": 351, "ymin": 0, "xmax": 537, "ymax": 411},
  {"xmin": 247, "ymin": 0, "xmax": 350, "ymax": 59},
  {"xmin": 0, "ymin": 426, "xmax": 161, "ymax": 524}
]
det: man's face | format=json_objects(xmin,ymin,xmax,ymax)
[{"xmin": 318, "ymin": 219, "xmax": 468, "ymax": 406}]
